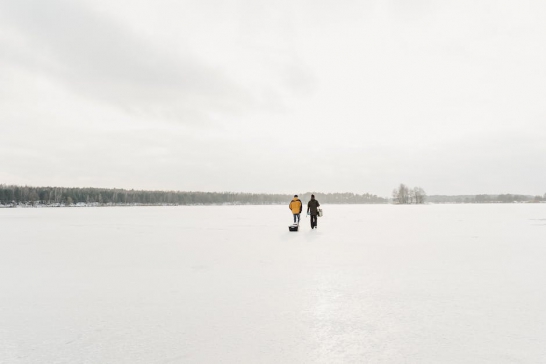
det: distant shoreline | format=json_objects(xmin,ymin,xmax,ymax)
[
  {"xmin": 1, "ymin": 184, "xmax": 544, "ymax": 207},
  {"xmin": 1, "ymin": 201, "xmax": 545, "ymax": 209},
  {"xmin": 0, "ymin": 185, "xmax": 388, "ymax": 206}
]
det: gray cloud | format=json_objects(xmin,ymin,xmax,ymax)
[{"xmin": 0, "ymin": 0, "xmax": 256, "ymax": 123}]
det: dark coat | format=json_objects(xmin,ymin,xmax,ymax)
[{"xmin": 307, "ymin": 199, "xmax": 320, "ymax": 215}]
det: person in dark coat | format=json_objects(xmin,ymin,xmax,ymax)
[{"xmin": 307, "ymin": 194, "xmax": 320, "ymax": 229}]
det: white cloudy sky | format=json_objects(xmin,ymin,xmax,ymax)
[{"xmin": 1, "ymin": 0, "xmax": 545, "ymax": 196}]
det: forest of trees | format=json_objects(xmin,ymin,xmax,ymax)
[
  {"xmin": 427, "ymin": 194, "xmax": 546, "ymax": 203},
  {"xmin": 0, "ymin": 185, "xmax": 388, "ymax": 207},
  {"xmin": 391, "ymin": 184, "xmax": 427, "ymax": 204},
  {"xmin": 2, "ymin": 184, "xmax": 542, "ymax": 207}
]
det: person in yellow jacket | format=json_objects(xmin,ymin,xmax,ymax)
[{"xmin": 289, "ymin": 195, "xmax": 303, "ymax": 224}]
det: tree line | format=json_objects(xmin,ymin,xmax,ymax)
[
  {"xmin": 427, "ymin": 194, "xmax": 546, "ymax": 204},
  {"xmin": 0, "ymin": 184, "xmax": 388, "ymax": 207}
]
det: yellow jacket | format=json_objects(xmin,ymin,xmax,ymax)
[{"xmin": 289, "ymin": 197, "xmax": 302, "ymax": 214}]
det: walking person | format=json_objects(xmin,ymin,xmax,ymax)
[
  {"xmin": 289, "ymin": 195, "xmax": 302, "ymax": 224},
  {"xmin": 307, "ymin": 194, "xmax": 320, "ymax": 229}
]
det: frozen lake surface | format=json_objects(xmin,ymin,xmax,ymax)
[{"xmin": 1, "ymin": 204, "xmax": 545, "ymax": 363}]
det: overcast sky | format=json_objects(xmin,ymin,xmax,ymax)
[{"xmin": 1, "ymin": 0, "xmax": 545, "ymax": 196}]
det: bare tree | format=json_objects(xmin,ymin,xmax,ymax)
[
  {"xmin": 409, "ymin": 188, "xmax": 416, "ymax": 204},
  {"xmin": 397, "ymin": 184, "xmax": 409, "ymax": 204},
  {"xmin": 392, "ymin": 188, "xmax": 399, "ymax": 204},
  {"xmin": 414, "ymin": 187, "xmax": 426, "ymax": 204}
]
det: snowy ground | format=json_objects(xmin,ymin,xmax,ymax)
[{"xmin": 1, "ymin": 204, "xmax": 545, "ymax": 363}]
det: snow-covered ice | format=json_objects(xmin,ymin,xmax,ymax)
[{"xmin": 1, "ymin": 204, "xmax": 545, "ymax": 363}]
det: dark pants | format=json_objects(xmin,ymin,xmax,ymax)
[
  {"xmin": 310, "ymin": 214, "xmax": 317, "ymax": 228},
  {"xmin": 293, "ymin": 213, "xmax": 300, "ymax": 223}
]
